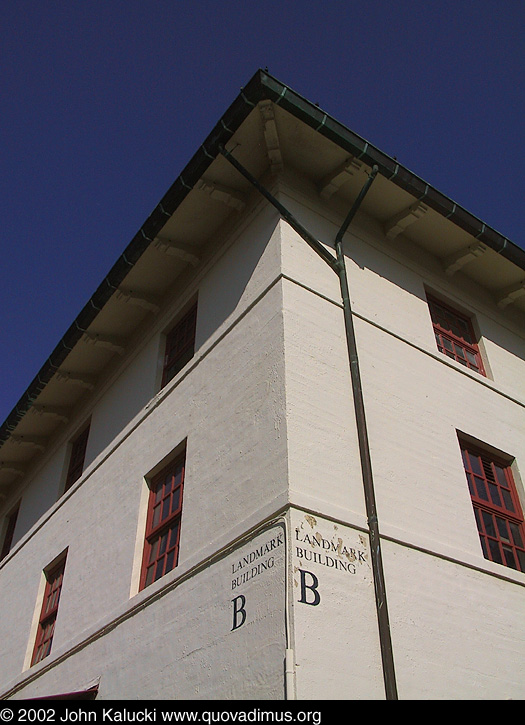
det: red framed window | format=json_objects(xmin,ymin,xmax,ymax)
[
  {"xmin": 140, "ymin": 454, "xmax": 185, "ymax": 590},
  {"xmin": 162, "ymin": 304, "xmax": 197, "ymax": 387},
  {"xmin": 31, "ymin": 556, "xmax": 67, "ymax": 665},
  {"xmin": 461, "ymin": 442, "xmax": 525, "ymax": 571},
  {"xmin": 1, "ymin": 501, "xmax": 20, "ymax": 560},
  {"xmin": 64, "ymin": 424, "xmax": 90, "ymax": 492},
  {"xmin": 428, "ymin": 296, "xmax": 485, "ymax": 375}
]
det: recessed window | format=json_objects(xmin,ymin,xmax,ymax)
[
  {"xmin": 140, "ymin": 453, "xmax": 185, "ymax": 589},
  {"xmin": 427, "ymin": 296, "xmax": 485, "ymax": 375},
  {"xmin": 31, "ymin": 555, "xmax": 67, "ymax": 665},
  {"xmin": 64, "ymin": 423, "xmax": 90, "ymax": 492},
  {"xmin": 0, "ymin": 501, "xmax": 20, "ymax": 560},
  {"xmin": 460, "ymin": 441, "xmax": 525, "ymax": 571},
  {"xmin": 162, "ymin": 303, "xmax": 197, "ymax": 387}
]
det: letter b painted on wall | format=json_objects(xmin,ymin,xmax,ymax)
[
  {"xmin": 298, "ymin": 570, "xmax": 320, "ymax": 606},
  {"xmin": 231, "ymin": 594, "xmax": 247, "ymax": 630}
]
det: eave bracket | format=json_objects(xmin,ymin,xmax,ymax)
[
  {"xmin": 384, "ymin": 201, "xmax": 428, "ymax": 240},
  {"xmin": 443, "ymin": 242, "xmax": 488, "ymax": 276}
]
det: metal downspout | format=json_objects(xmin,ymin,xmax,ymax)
[
  {"xmin": 218, "ymin": 146, "xmax": 398, "ymax": 700},
  {"xmin": 333, "ymin": 167, "xmax": 398, "ymax": 701}
]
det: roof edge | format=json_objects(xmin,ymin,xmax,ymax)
[
  {"xmin": 1, "ymin": 68, "xmax": 523, "ymax": 445},
  {"xmin": 257, "ymin": 70, "xmax": 524, "ymax": 269}
]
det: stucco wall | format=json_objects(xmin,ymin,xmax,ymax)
[{"xmin": 7, "ymin": 523, "xmax": 287, "ymax": 700}]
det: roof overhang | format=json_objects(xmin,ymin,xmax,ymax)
[{"xmin": 1, "ymin": 68, "xmax": 524, "ymax": 489}]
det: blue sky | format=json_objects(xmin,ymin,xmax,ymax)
[{"xmin": 0, "ymin": 0, "xmax": 523, "ymax": 423}]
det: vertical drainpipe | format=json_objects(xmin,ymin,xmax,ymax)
[
  {"xmin": 333, "ymin": 167, "xmax": 398, "ymax": 701},
  {"xmin": 218, "ymin": 146, "xmax": 398, "ymax": 700}
]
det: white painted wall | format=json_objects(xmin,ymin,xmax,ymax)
[
  {"xmin": 384, "ymin": 539, "xmax": 525, "ymax": 700},
  {"xmin": 290, "ymin": 510, "xmax": 384, "ymax": 700},
  {"xmin": 8, "ymin": 523, "xmax": 287, "ymax": 700}
]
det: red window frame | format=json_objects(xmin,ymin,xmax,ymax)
[
  {"xmin": 428, "ymin": 296, "xmax": 485, "ymax": 375},
  {"xmin": 31, "ymin": 556, "xmax": 67, "ymax": 666},
  {"xmin": 140, "ymin": 454, "xmax": 185, "ymax": 590},
  {"xmin": 1, "ymin": 501, "xmax": 20, "ymax": 560},
  {"xmin": 162, "ymin": 304, "xmax": 197, "ymax": 387},
  {"xmin": 64, "ymin": 424, "xmax": 90, "ymax": 492},
  {"xmin": 461, "ymin": 442, "xmax": 525, "ymax": 571}
]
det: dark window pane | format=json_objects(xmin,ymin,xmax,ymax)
[
  {"xmin": 510, "ymin": 522, "xmax": 524, "ymax": 548},
  {"xmin": 454, "ymin": 343, "xmax": 466, "ymax": 359},
  {"xmin": 145, "ymin": 565, "xmax": 155, "ymax": 587},
  {"xmin": 170, "ymin": 521, "xmax": 180, "ymax": 546},
  {"xmin": 488, "ymin": 483, "xmax": 502, "ymax": 507},
  {"xmin": 496, "ymin": 517, "xmax": 510, "ymax": 543},
  {"xmin": 475, "ymin": 477, "xmax": 489, "ymax": 501},
  {"xmin": 482, "ymin": 510, "xmax": 496, "ymax": 537},
  {"xmin": 469, "ymin": 454, "xmax": 483, "ymax": 476},
  {"xmin": 488, "ymin": 539, "xmax": 503, "ymax": 563},
  {"xmin": 162, "ymin": 305, "xmax": 197, "ymax": 386},
  {"xmin": 502, "ymin": 490, "xmax": 515, "ymax": 512},
  {"xmin": 154, "ymin": 559, "xmax": 164, "ymax": 582},
  {"xmin": 165, "ymin": 548, "xmax": 175, "ymax": 574},
  {"xmin": 503, "ymin": 546, "xmax": 517, "ymax": 569},
  {"xmin": 159, "ymin": 532, "xmax": 168, "ymax": 556},
  {"xmin": 171, "ymin": 489, "xmax": 181, "ymax": 514},
  {"xmin": 517, "ymin": 550, "xmax": 525, "ymax": 572},
  {"xmin": 47, "ymin": 592, "xmax": 57, "ymax": 612},
  {"xmin": 152, "ymin": 503, "xmax": 161, "ymax": 527},
  {"xmin": 494, "ymin": 465, "xmax": 507, "ymax": 487},
  {"xmin": 148, "ymin": 537, "xmax": 159, "ymax": 564},
  {"xmin": 457, "ymin": 318, "xmax": 472, "ymax": 341},
  {"xmin": 164, "ymin": 474, "xmax": 173, "ymax": 494}
]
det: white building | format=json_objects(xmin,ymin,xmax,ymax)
[{"xmin": 1, "ymin": 69, "xmax": 524, "ymax": 701}]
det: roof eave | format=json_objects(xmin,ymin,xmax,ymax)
[{"xmin": 1, "ymin": 68, "xmax": 523, "ymax": 445}]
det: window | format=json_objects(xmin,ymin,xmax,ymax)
[
  {"xmin": 140, "ymin": 454, "xmax": 185, "ymax": 589},
  {"xmin": 1, "ymin": 501, "xmax": 20, "ymax": 560},
  {"xmin": 461, "ymin": 441, "xmax": 525, "ymax": 571},
  {"xmin": 162, "ymin": 303, "xmax": 197, "ymax": 387},
  {"xmin": 428, "ymin": 296, "xmax": 485, "ymax": 375},
  {"xmin": 64, "ymin": 423, "xmax": 90, "ymax": 492},
  {"xmin": 31, "ymin": 555, "xmax": 67, "ymax": 665}
]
